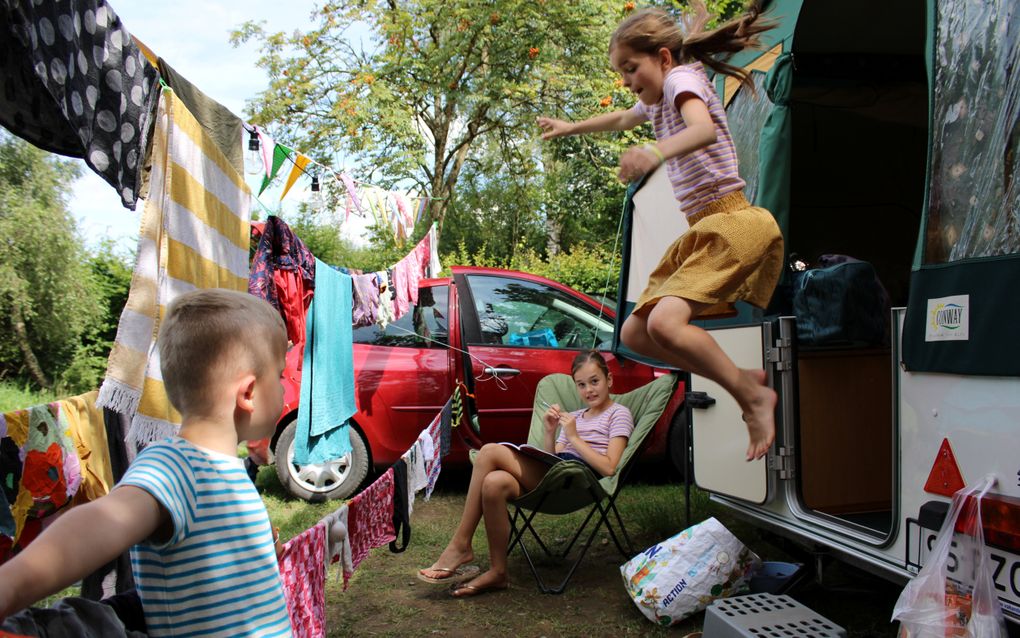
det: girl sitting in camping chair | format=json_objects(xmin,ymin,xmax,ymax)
[{"xmin": 417, "ymin": 350, "xmax": 633, "ymax": 598}]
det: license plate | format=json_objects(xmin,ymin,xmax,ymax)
[{"xmin": 921, "ymin": 531, "xmax": 1020, "ymax": 619}]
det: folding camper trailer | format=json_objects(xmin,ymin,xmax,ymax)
[{"xmin": 617, "ymin": 0, "xmax": 1020, "ymax": 624}]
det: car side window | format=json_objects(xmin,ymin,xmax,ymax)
[
  {"xmin": 465, "ymin": 275, "xmax": 614, "ymax": 349},
  {"xmin": 352, "ymin": 285, "xmax": 449, "ymax": 348}
]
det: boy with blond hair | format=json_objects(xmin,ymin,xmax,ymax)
[{"xmin": 0, "ymin": 289, "xmax": 293, "ymax": 637}]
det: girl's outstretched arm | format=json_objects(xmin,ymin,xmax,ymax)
[{"xmin": 538, "ymin": 108, "xmax": 645, "ymax": 140}]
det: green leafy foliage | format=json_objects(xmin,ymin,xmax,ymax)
[
  {"xmin": 0, "ymin": 133, "xmax": 132, "ymax": 394},
  {"xmin": 444, "ymin": 240, "xmax": 621, "ymax": 301},
  {"xmin": 233, "ymin": 0, "xmax": 623, "ymax": 236}
]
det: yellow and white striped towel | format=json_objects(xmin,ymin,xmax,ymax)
[{"xmin": 97, "ymin": 88, "xmax": 252, "ymax": 447}]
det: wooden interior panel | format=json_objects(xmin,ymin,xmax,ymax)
[{"xmin": 797, "ymin": 348, "xmax": 893, "ymax": 514}]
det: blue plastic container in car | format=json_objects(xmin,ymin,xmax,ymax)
[{"xmin": 749, "ymin": 561, "xmax": 804, "ymax": 594}]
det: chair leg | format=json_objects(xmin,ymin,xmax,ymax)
[{"xmin": 518, "ymin": 505, "xmax": 607, "ymax": 595}]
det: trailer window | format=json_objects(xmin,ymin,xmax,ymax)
[{"xmin": 926, "ymin": 0, "xmax": 1020, "ymax": 263}]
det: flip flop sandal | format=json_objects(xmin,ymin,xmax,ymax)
[
  {"xmin": 416, "ymin": 564, "xmax": 480, "ymax": 585},
  {"xmin": 449, "ymin": 580, "xmax": 510, "ymax": 598}
]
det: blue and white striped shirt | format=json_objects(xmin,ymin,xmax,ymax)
[{"xmin": 120, "ymin": 438, "xmax": 292, "ymax": 637}]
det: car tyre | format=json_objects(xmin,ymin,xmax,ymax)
[{"xmin": 274, "ymin": 421, "xmax": 370, "ymax": 502}]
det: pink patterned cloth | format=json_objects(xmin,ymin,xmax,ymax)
[
  {"xmin": 347, "ymin": 468, "xmax": 396, "ymax": 574},
  {"xmin": 391, "ymin": 257, "xmax": 413, "ymax": 319},
  {"xmin": 278, "ymin": 522, "xmax": 326, "ymax": 638}
]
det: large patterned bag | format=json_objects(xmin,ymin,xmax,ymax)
[{"xmin": 620, "ymin": 517, "xmax": 761, "ymax": 626}]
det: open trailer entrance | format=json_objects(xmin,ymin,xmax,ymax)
[{"xmin": 785, "ymin": 0, "xmax": 928, "ymax": 537}]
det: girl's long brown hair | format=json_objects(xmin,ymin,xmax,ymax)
[{"xmin": 611, "ymin": 1, "xmax": 774, "ymax": 91}]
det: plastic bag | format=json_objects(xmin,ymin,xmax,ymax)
[
  {"xmin": 892, "ymin": 474, "xmax": 1008, "ymax": 637},
  {"xmin": 620, "ymin": 517, "xmax": 760, "ymax": 626}
]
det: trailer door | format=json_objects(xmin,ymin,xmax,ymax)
[{"xmin": 690, "ymin": 323, "xmax": 776, "ymax": 504}]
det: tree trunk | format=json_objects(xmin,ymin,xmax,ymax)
[{"xmin": 9, "ymin": 303, "xmax": 50, "ymax": 389}]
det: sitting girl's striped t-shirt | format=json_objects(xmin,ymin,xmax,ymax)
[
  {"xmin": 556, "ymin": 402, "xmax": 634, "ymax": 458},
  {"xmin": 119, "ymin": 437, "xmax": 292, "ymax": 637}
]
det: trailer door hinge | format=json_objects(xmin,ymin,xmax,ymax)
[
  {"xmin": 769, "ymin": 445, "xmax": 796, "ymax": 479},
  {"xmin": 766, "ymin": 337, "xmax": 793, "ymax": 371}
]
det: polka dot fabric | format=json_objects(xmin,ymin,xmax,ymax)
[{"xmin": 0, "ymin": 0, "xmax": 159, "ymax": 210}]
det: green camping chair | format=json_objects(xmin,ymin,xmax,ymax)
[{"xmin": 507, "ymin": 372, "xmax": 678, "ymax": 594}]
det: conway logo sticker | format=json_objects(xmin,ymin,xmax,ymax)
[{"xmin": 925, "ymin": 295, "xmax": 969, "ymax": 342}]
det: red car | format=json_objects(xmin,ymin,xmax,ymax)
[{"xmin": 265, "ymin": 266, "xmax": 687, "ymax": 501}]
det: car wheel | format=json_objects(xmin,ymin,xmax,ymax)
[
  {"xmin": 273, "ymin": 421, "xmax": 370, "ymax": 502},
  {"xmin": 667, "ymin": 407, "xmax": 693, "ymax": 484}
]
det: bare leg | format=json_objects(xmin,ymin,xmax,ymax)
[
  {"xmin": 420, "ymin": 444, "xmax": 548, "ymax": 580},
  {"xmin": 622, "ymin": 299, "xmax": 776, "ymax": 461}
]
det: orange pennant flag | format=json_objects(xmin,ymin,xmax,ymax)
[{"xmin": 280, "ymin": 154, "xmax": 312, "ymax": 201}]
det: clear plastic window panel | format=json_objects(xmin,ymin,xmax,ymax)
[
  {"xmin": 927, "ymin": 0, "xmax": 1020, "ymax": 263},
  {"xmin": 727, "ymin": 72, "xmax": 770, "ymax": 205}
]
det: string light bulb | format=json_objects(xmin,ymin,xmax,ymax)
[
  {"xmin": 309, "ymin": 175, "xmax": 323, "ymax": 211},
  {"xmin": 245, "ymin": 130, "xmax": 261, "ymax": 175}
]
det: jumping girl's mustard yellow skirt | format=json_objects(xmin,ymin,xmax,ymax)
[{"xmin": 633, "ymin": 191, "xmax": 784, "ymax": 319}]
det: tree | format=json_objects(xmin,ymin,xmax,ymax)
[
  {"xmin": 233, "ymin": 0, "xmax": 622, "ymax": 237},
  {"xmin": 0, "ymin": 133, "xmax": 105, "ymax": 391}
]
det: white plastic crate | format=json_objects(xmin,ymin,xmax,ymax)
[{"xmin": 703, "ymin": 593, "xmax": 847, "ymax": 637}]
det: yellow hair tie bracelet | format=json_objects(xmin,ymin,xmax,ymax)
[{"xmin": 643, "ymin": 143, "xmax": 665, "ymax": 165}]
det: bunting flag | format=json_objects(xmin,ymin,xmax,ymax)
[
  {"xmin": 259, "ymin": 144, "xmax": 291, "ymax": 195},
  {"xmin": 257, "ymin": 127, "xmax": 277, "ymax": 179},
  {"xmin": 281, "ymin": 153, "xmax": 312, "ymax": 201},
  {"xmin": 340, "ymin": 173, "xmax": 363, "ymax": 221}
]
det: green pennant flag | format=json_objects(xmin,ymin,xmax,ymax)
[{"xmin": 258, "ymin": 144, "xmax": 291, "ymax": 195}]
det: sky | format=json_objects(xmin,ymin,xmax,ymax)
[{"xmin": 68, "ymin": 0, "xmax": 370, "ymax": 252}]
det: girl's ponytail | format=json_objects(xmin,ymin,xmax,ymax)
[{"xmin": 680, "ymin": 0, "xmax": 775, "ymax": 91}]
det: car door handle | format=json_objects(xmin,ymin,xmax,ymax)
[
  {"xmin": 484, "ymin": 366, "xmax": 521, "ymax": 377},
  {"xmin": 686, "ymin": 391, "xmax": 716, "ymax": 409}
]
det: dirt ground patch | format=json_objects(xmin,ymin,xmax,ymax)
[{"xmin": 314, "ymin": 469, "xmax": 902, "ymax": 638}]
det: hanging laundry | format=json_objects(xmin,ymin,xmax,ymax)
[
  {"xmin": 428, "ymin": 224, "xmax": 442, "ymax": 277},
  {"xmin": 156, "ymin": 57, "xmax": 244, "ymax": 175},
  {"xmin": 278, "ymin": 522, "xmax": 327, "ymax": 638},
  {"xmin": 1, "ymin": 402, "xmax": 81, "ymax": 553},
  {"xmin": 96, "ymin": 88, "xmax": 253, "ymax": 447},
  {"xmin": 323, "ymin": 504, "xmax": 354, "ymax": 589},
  {"xmin": 339, "ymin": 173, "xmax": 363, "ymax": 220},
  {"xmin": 404, "ymin": 438, "xmax": 428, "ymax": 498},
  {"xmin": 61, "ymin": 391, "xmax": 113, "ymax": 506},
  {"xmin": 389, "ymin": 460, "xmax": 411, "ymax": 554},
  {"xmin": 0, "ymin": 0, "xmax": 159, "ymax": 209},
  {"xmin": 294, "ymin": 261, "xmax": 356, "ymax": 465},
  {"xmin": 376, "ymin": 270, "xmax": 396, "ymax": 329},
  {"xmin": 439, "ymin": 397, "xmax": 453, "ymax": 458},
  {"xmin": 422, "ymin": 414, "xmax": 442, "ymax": 501},
  {"xmin": 351, "ymin": 273, "xmax": 381, "ymax": 329},
  {"xmin": 347, "ymin": 467, "xmax": 396, "ymax": 573},
  {"xmin": 249, "ymin": 216, "xmax": 316, "ymax": 335}
]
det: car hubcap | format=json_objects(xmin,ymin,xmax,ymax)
[{"xmin": 286, "ymin": 445, "xmax": 351, "ymax": 494}]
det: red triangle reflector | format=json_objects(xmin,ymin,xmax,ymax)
[{"xmin": 924, "ymin": 438, "xmax": 966, "ymax": 497}]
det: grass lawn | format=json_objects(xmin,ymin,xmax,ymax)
[{"xmin": 257, "ymin": 465, "xmax": 901, "ymax": 638}]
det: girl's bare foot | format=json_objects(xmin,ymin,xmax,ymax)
[
  {"xmin": 739, "ymin": 369, "xmax": 776, "ymax": 461},
  {"xmin": 419, "ymin": 544, "xmax": 475, "ymax": 581}
]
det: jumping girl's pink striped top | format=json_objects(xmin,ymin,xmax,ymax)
[{"xmin": 632, "ymin": 63, "xmax": 746, "ymax": 217}]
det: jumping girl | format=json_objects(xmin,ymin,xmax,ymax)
[
  {"xmin": 538, "ymin": 2, "xmax": 783, "ymax": 462},
  {"xmin": 418, "ymin": 350, "xmax": 634, "ymax": 597}
]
